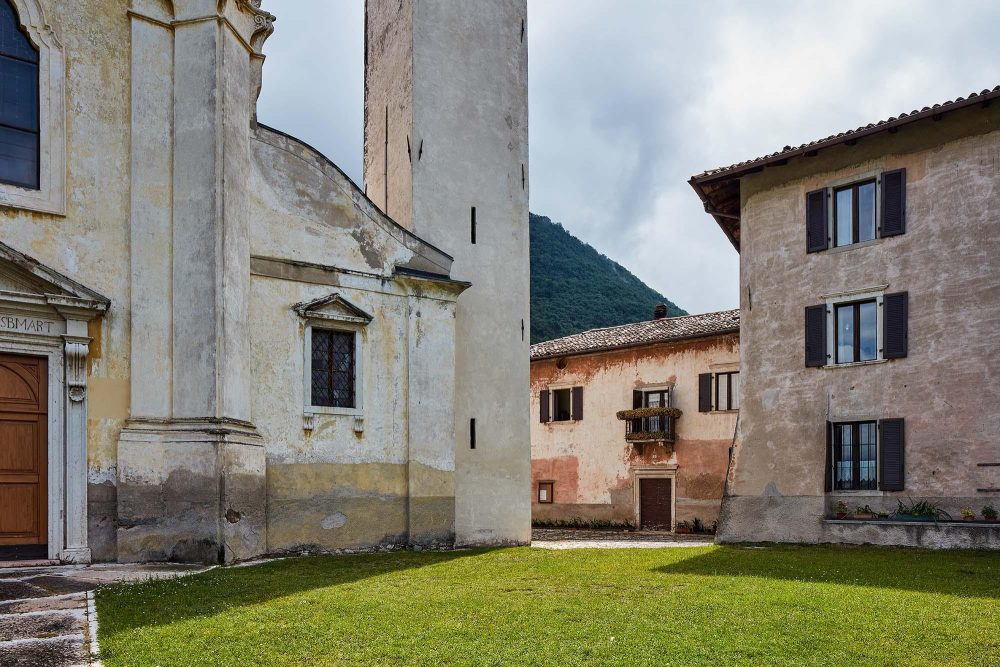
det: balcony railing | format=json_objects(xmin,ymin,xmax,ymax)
[{"xmin": 616, "ymin": 407, "xmax": 681, "ymax": 443}]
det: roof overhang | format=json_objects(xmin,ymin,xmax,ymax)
[{"xmin": 689, "ymin": 85, "xmax": 1000, "ymax": 253}]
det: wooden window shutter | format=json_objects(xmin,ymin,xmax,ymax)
[
  {"xmin": 804, "ymin": 304, "xmax": 827, "ymax": 367},
  {"xmin": 632, "ymin": 390, "xmax": 643, "ymax": 432},
  {"xmin": 571, "ymin": 386, "xmax": 583, "ymax": 421},
  {"xmin": 824, "ymin": 421, "xmax": 833, "ymax": 493},
  {"xmin": 539, "ymin": 389, "xmax": 549, "ymax": 423},
  {"xmin": 880, "ymin": 169, "xmax": 906, "ymax": 237},
  {"xmin": 879, "ymin": 418, "xmax": 905, "ymax": 491},
  {"xmin": 806, "ymin": 188, "xmax": 828, "ymax": 253},
  {"xmin": 883, "ymin": 291, "xmax": 908, "ymax": 359},
  {"xmin": 698, "ymin": 373, "xmax": 712, "ymax": 412}
]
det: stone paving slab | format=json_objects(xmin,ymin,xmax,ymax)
[
  {"xmin": 0, "ymin": 562, "xmax": 211, "ymax": 666},
  {"xmin": 0, "ymin": 636, "xmax": 88, "ymax": 667}
]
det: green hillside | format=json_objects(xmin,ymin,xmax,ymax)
[{"xmin": 530, "ymin": 213, "xmax": 686, "ymax": 343}]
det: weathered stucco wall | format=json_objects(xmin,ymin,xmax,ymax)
[
  {"xmin": 0, "ymin": 0, "xmax": 132, "ymax": 561},
  {"xmin": 721, "ymin": 107, "xmax": 1000, "ymax": 545},
  {"xmin": 530, "ymin": 335, "xmax": 739, "ymax": 527},
  {"xmin": 248, "ymin": 125, "xmax": 462, "ymax": 553},
  {"xmin": 364, "ymin": 0, "xmax": 532, "ymax": 545}
]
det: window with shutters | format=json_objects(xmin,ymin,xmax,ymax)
[
  {"xmin": 832, "ymin": 421, "xmax": 878, "ymax": 491},
  {"xmin": 807, "ymin": 288, "xmax": 908, "ymax": 368},
  {"xmin": 805, "ymin": 170, "xmax": 906, "ymax": 253},
  {"xmin": 542, "ymin": 386, "xmax": 583, "ymax": 422},
  {"xmin": 643, "ymin": 388, "xmax": 671, "ymax": 431},
  {"xmin": 0, "ymin": 0, "xmax": 39, "ymax": 189}
]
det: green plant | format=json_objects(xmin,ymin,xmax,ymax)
[
  {"xmin": 893, "ymin": 497, "xmax": 952, "ymax": 521},
  {"xmin": 531, "ymin": 518, "xmax": 636, "ymax": 530},
  {"xmin": 834, "ymin": 501, "xmax": 848, "ymax": 514},
  {"xmin": 982, "ymin": 505, "xmax": 998, "ymax": 521},
  {"xmin": 960, "ymin": 507, "xmax": 975, "ymax": 520},
  {"xmin": 855, "ymin": 505, "xmax": 875, "ymax": 515},
  {"xmin": 676, "ymin": 520, "xmax": 691, "ymax": 529},
  {"xmin": 692, "ymin": 517, "xmax": 704, "ymax": 533}
]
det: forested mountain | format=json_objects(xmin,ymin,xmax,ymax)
[{"xmin": 529, "ymin": 213, "xmax": 686, "ymax": 343}]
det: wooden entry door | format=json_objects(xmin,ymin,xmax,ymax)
[
  {"xmin": 639, "ymin": 477, "xmax": 672, "ymax": 530},
  {"xmin": 0, "ymin": 354, "xmax": 47, "ymax": 547}
]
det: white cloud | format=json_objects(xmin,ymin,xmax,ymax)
[{"xmin": 256, "ymin": 0, "xmax": 1000, "ymax": 315}]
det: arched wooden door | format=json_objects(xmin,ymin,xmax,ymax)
[{"xmin": 0, "ymin": 354, "xmax": 47, "ymax": 549}]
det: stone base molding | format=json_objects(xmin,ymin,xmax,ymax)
[{"xmin": 116, "ymin": 419, "xmax": 267, "ymax": 564}]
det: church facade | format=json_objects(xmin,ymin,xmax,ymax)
[{"xmin": 0, "ymin": 0, "xmax": 530, "ymax": 564}]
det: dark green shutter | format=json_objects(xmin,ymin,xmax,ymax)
[
  {"xmin": 806, "ymin": 188, "xmax": 828, "ymax": 252},
  {"xmin": 879, "ymin": 418, "xmax": 905, "ymax": 491},
  {"xmin": 883, "ymin": 292, "xmax": 908, "ymax": 359},
  {"xmin": 539, "ymin": 390, "xmax": 549, "ymax": 423},
  {"xmin": 880, "ymin": 169, "xmax": 906, "ymax": 237},
  {"xmin": 805, "ymin": 305, "xmax": 827, "ymax": 367},
  {"xmin": 698, "ymin": 373, "xmax": 712, "ymax": 412},
  {"xmin": 824, "ymin": 421, "xmax": 833, "ymax": 492},
  {"xmin": 571, "ymin": 386, "xmax": 583, "ymax": 421}
]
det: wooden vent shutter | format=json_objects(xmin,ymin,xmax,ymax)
[
  {"xmin": 571, "ymin": 387, "xmax": 583, "ymax": 421},
  {"xmin": 698, "ymin": 373, "xmax": 712, "ymax": 412},
  {"xmin": 883, "ymin": 291, "xmax": 908, "ymax": 359},
  {"xmin": 879, "ymin": 418, "xmax": 905, "ymax": 491},
  {"xmin": 880, "ymin": 169, "xmax": 906, "ymax": 237},
  {"xmin": 539, "ymin": 389, "xmax": 549, "ymax": 423},
  {"xmin": 806, "ymin": 188, "xmax": 828, "ymax": 253},
  {"xmin": 804, "ymin": 304, "xmax": 827, "ymax": 367},
  {"xmin": 824, "ymin": 421, "xmax": 833, "ymax": 493}
]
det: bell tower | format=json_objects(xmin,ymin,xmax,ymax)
[{"xmin": 364, "ymin": 0, "xmax": 531, "ymax": 544}]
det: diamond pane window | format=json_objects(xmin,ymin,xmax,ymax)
[{"xmin": 311, "ymin": 329, "xmax": 355, "ymax": 408}]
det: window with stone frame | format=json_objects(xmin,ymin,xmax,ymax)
[
  {"xmin": 0, "ymin": 0, "xmax": 40, "ymax": 190},
  {"xmin": 310, "ymin": 328, "xmax": 356, "ymax": 409}
]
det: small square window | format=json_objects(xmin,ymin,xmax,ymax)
[
  {"xmin": 311, "ymin": 329, "xmax": 356, "ymax": 408},
  {"xmin": 538, "ymin": 481, "xmax": 554, "ymax": 504}
]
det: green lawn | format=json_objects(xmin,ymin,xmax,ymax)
[{"xmin": 96, "ymin": 545, "xmax": 1000, "ymax": 666}]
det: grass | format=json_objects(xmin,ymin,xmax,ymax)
[{"xmin": 96, "ymin": 545, "xmax": 1000, "ymax": 666}]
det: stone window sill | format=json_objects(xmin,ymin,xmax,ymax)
[{"xmin": 824, "ymin": 519, "xmax": 1000, "ymax": 527}]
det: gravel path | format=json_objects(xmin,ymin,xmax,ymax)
[{"xmin": 531, "ymin": 528, "xmax": 715, "ymax": 549}]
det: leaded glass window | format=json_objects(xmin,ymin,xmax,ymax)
[
  {"xmin": 311, "ymin": 329, "xmax": 355, "ymax": 408},
  {"xmin": 0, "ymin": 0, "xmax": 39, "ymax": 189}
]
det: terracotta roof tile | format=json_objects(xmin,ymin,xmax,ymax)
[{"xmin": 530, "ymin": 309, "xmax": 739, "ymax": 360}]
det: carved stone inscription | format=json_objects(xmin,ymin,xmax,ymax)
[{"xmin": 0, "ymin": 313, "xmax": 59, "ymax": 335}]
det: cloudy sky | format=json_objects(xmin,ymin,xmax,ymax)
[{"xmin": 257, "ymin": 1, "xmax": 1000, "ymax": 315}]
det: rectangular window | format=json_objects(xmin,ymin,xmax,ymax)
[
  {"xmin": 552, "ymin": 388, "xmax": 572, "ymax": 421},
  {"xmin": 538, "ymin": 481, "xmax": 554, "ymax": 504},
  {"xmin": 833, "ymin": 421, "xmax": 877, "ymax": 491},
  {"xmin": 834, "ymin": 180, "xmax": 876, "ymax": 247},
  {"xmin": 714, "ymin": 372, "xmax": 740, "ymax": 411},
  {"xmin": 311, "ymin": 329, "xmax": 356, "ymax": 408},
  {"xmin": 835, "ymin": 300, "xmax": 877, "ymax": 364}
]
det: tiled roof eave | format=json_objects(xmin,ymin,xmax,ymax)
[{"xmin": 530, "ymin": 326, "xmax": 740, "ymax": 362}]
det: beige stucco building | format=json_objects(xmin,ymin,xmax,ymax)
[
  {"xmin": 0, "ymin": 0, "xmax": 529, "ymax": 564},
  {"xmin": 530, "ymin": 308, "xmax": 739, "ymax": 530},
  {"xmin": 691, "ymin": 87, "xmax": 1000, "ymax": 549}
]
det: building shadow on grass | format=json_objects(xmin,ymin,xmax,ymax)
[
  {"xmin": 96, "ymin": 547, "xmax": 493, "ymax": 636},
  {"xmin": 653, "ymin": 544, "xmax": 1000, "ymax": 599}
]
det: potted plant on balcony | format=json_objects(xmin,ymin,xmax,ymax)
[
  {"xmin": 853, "ymin": 505, "xmax": 876, "ymax": 520},
  {"xmin": 960, "ymin": 507, "xmax": 976, "ymax": 522},
  {"xmin": 834, "ymin": 501, "xmax": 848, "ymax": 520},
  {"xmin": 982, "ymin": 505, "xmax": 998, "ymax": 522},
  {"xmin": 675, "ymin": 520, "xmax": 692, "ymax": 534},
  {"xmin": 892, "ymin": 497, "xmax": 951, "ymax": 523}
]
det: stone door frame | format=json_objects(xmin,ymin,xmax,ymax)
[{"xmin": 632, "ymin": 465, "xmax": 677, "ymax": 532}]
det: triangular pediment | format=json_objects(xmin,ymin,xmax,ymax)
[
  {"xmin": 0, "ymin": 241, "xmax": 110, "ymax": 310},
  {"xmin": 293, "ymin": 293, "xmax": 373, "ymax": 324}
]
